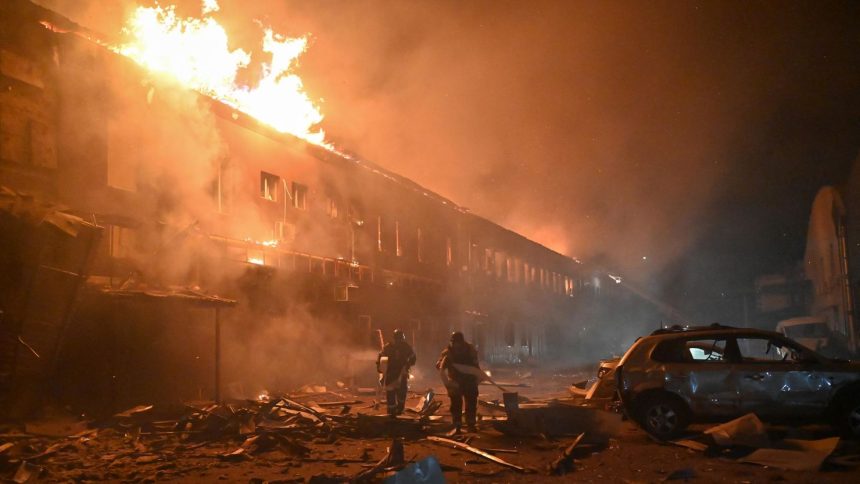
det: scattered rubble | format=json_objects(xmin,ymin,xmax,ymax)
[
  {"xmin": 425, "ymin": 435, "xmax": 533, "ymax": 473},
  {"xmin": 547, "ymin": 432, "xmax": 584, "ymax": 475},
  {"xmin": 3, "ymin": 375, "xmax": 860, "ymax": 482}
]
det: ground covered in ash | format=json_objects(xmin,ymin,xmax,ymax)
[{"xmin": 3, "ymin": 370, "xmax": 860, "ymax": 483}]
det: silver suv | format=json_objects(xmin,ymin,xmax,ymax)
[{"xmin": 615, "ymin": 324, "xmax": 860, "ymax": 439}]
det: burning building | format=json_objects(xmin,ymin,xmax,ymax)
[{"xmin": 0, "ymin": 0, "xmax": 601, "ymax": 412}]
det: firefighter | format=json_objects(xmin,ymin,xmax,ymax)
[
  {"xmin": 436, "ymin": 331, "xmax": 480, "ymax": 433},
  {"xmin": 376, "ymin": 329, "xmax": 416, "ymax": 416}
]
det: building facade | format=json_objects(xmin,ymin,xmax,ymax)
[{"xmin": 1, "ymin": 0, "xmax": 601, "ymax": 408}]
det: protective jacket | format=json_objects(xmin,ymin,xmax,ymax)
[
  {"xmin": 437, "ymin": 341, "xmax": 480, "ymax": 385},
  {"xmin": 377, "ymin": 340, "xmax": 416, "ymax": 382}
]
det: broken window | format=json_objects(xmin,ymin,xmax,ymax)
[
  {"xmin": 653, "ymin": 338, "xmax": 731, "ymax": 363},
  {"xmin": 260, "ymin": 171, "xmax": 279, "ymax": 201},
  {"xmin": 292, "ymin": 182, "xmax": 308, "ymax": 209},
  {"xmin": 736, "ymin": 337, "xmax": 796, "ymax": 362}
]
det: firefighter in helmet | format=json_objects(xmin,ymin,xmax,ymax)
[
  {"xmin": 377, "ymin": 329, "xmax": 416, "ymax": 416},
  {"xmin": 436, "ymin": 331, "xmax": 480, "ymax": 433}
]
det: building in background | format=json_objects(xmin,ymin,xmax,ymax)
[
  {"xmin": 753, "ymin": 263, "xmax": 810, "ymax": 330},
  {"xmin": 801, "ymin": 162, "xmax": 860, "ymax": 354}
]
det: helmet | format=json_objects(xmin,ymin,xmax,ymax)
[
  {"xmin": 393, "ymin": 329, "xmax": 405, "ymax": 342},
  {"xmin": 450, "ymin": 331, "xmax": 465, "ymax": 344}
]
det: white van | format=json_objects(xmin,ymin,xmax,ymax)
[{"xmin": 775, "ymin": 316, "xmax": 830, "ymax": 351}]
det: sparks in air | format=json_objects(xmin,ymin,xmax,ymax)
[{"xmin": 111, "ymin": 0, "xmax": 327, "ymax": 146}]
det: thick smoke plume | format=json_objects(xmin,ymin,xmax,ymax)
[
  {"xmin": 36, "ymin": 0, "xmax": 860, "ymax": 363},
  {"xmin": 37, "ymin": 1, "xmax": 860, "ymax": 277}
]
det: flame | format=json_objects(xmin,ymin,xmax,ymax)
[{"xmin": 112, "ymin": 1, "xmax": 326, "ymax": 145}]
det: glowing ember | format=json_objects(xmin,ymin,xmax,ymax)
[
  {"xmin": 257, "ymin": 390, "xmax": 270, "ymax": 402},
  {"xmin": 112, "ymin": 0, "xmax": 326, "ymax": 145}
]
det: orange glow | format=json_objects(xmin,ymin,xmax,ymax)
[{"xmin": 112, "ymin": 0, "xmax": 326, "ymax": 146}]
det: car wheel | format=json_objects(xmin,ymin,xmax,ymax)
[
  {"xmin": 840, "ymin": 395, "xmax": 860, "ymax": 439},
  {"xmin": 637, "ymin": 394, "xmax": 689, "ymax": 439}
]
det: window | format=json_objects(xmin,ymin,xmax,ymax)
[
  {"xmin": 292, "ymin": 182, "xmax": 307, "ymax": 209},
  {"xmin": 652, "ymin": 338, "xmax": 729, "ymax": 363},
  {"xmin": 494, "ymin": 251, "xmax": 505, "ymax": 279},
  {"xmin": 395, "ymin": 221, "xmax": 402, "ymax": 257},
  {"xmin": 212, "ymin": 158, "xmax": 231, "ymax": 213},
  {"xmin": 326, "ymin": 196, "xmax": 338, "ymax": 218},
  {"xmin": 260, "ymin": 172, "xmax": 279, "ymax": 201},
  {"xmin": 377, "ymin": 216, "xmax": 383, "ymax": 252},
  {"xmin": 737, "ymin": 337, "xmax": 798, "ymax": 362},
  {"xmin": 446, "ymin": 237, "xmax": 453, "ymax": 266},
  {"xmin": 416, "ymin": 228, "xmax": 423, "ymax": 262},
  {"xmin": 686, "ymin": 339, "xmax": 728, "ymax": 361},
  {"xmin": 109, "ymin": 225, "xmax": 136, "ymax": 259}
]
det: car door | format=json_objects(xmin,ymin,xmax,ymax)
[
  {"xmin": 734, "ymin": 335, "xmax": 831, "ymax": 417},
  {"xmin": 655, "ymin": 337, "xmax": 740, "ymax": 416}
]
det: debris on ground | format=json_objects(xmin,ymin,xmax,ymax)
[
  {"xmin": 547, "ymin": 432, "xmax": 585, "ymax": 475},
  {"xmin": 2, "ymin": 373, "xmax": 859, "ymax": 481},
  {"xmin": 739, "ymin": 436, "xmax": 840, "ymax": 471},
  {"xmin": 493, "ymin": 400, "xmax": 622, "ymax": 440},
  {"xmin": 702, "ymin": 413, "xmax": 769, "ymax": 448},
  {"xmin": 665, "ymin": 413, "xmax": 843, "ymax": 471},
  {"xmin": 425, "ymin": 435, "xmax": 533, "ymax": 473},
  {"xmin": 353, "ymin": 438, "xmax": 405, "ymax": 482}
]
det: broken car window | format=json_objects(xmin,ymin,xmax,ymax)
[
  {"xmin": 736, "ymin": 337, "xmax": 799, "ymax": 362},
  {"xmin": 651, "ymin": 338, "xmax": 730, "ymax": 363}
]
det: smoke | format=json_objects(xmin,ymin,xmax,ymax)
[
  {"xmin": 34, "ymin": 0, "xmax": 860, "ymax": 367},
  {"xmin": 37, "ymin": 0, "xmax": 860, "ymax": 283},
  {"xmin": 220, "ymin": 295, "xmax": 358, "ymax": 397}
]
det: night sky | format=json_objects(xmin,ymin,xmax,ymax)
[{"xmin": 41, "ymin": 0, "xmax": 860, "ymax": 322}]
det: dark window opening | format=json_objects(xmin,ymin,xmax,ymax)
[
  {"xmin": 260, "ymin": 171, "xmax": 279, "ymax": 201},
  {"xmin": 292, "ymin": 182, "xmax": 308, "ymax": 209}
]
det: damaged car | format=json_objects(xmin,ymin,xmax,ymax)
[{"xmin": 615, "ymin": 324, "xmax": 860, "ymax": 439}]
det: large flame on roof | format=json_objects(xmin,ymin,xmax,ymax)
[{"xmin": 112, "ymin": 0, "xmax": 326, "ymax": 146}]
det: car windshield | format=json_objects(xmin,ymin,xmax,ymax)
[{"xmin": 784, "ymin": 323, "xmax": 829, "ymax": 338}]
